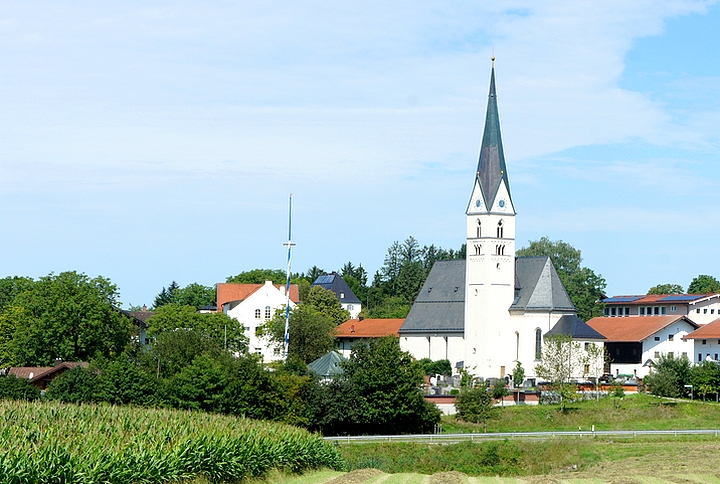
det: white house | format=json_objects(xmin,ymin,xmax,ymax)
[
  {"xmin": 399, "ymin": 59, "xmax": 585, "ymax": 381},
  {"xmin": 216, "ymin": 281, "xmax": 300, "ymax": 362},
  {"xmin": 684, "ymin": 317, "xmax": 720, "ymax": 363},
  {"xmin": 586, "ymin": 315, "xmax": 698, "ymax": 378},
  {"xmin": 601, "ymin": 293, "xmax": 720, "ymax": 325},
  {"xmin": 311, "ymin": 272, "xmax": 362, "ymax": 319}
]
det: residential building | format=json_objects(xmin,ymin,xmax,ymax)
[
  {"xmin": 586, "ymin": 315, "xmax": 698, "ymax": 378},
  {"xmin": 8, "ymin": 361, "xmax": 88, "ymax": 390},
  {"xmin": 683, "ymin": 317, "xmax": 720, "ymax": 363},
  {"xmin": 217, "ymin": 281, "xmax": 300, "ymax": 361},
  {"xmin": 398, "ymin": 60, "xmax": 581, "ymax": 381},
  {"xmin": 601, "ymin": 294, "xmax": 720, "ymax": 325},
  {"xmin": 311, "ymin": 272, "xmax": 362, "ymax": 318},
  {"xmin": 336, "ymin": 318, "xmax": 404, "ymax": 358}
]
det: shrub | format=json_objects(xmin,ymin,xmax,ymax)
[{"xmin": 0, "ymin": 375, "xmax": 40, "ymax": 400}]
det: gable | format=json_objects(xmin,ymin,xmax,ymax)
[{"xmin": 510, "ymin": 257, "xmax": 575, "ymax": 312}]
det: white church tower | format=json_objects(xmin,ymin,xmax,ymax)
[{"xmin": 464, "ymin": 57, "xmax": 517, "ymax": 377}]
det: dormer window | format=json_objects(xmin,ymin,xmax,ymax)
[{"xmin": 340, "ymin": 292, "xmax": 345, "ymax": 299}]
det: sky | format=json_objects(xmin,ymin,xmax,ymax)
[{"xmin": 2, "ymin": 1, "xmax": 720, "ymax": 308}]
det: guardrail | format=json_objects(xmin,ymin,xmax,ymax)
[{"xmin": 324, "ymin": 429, "xmax": 720, "ymax": 444}]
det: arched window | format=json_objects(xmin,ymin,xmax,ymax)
[
  {"xmin": 265, "ymin": 306, "xmax": 271, "ymax": 319},
  {"xmin": 254, "ymin": 309, "xmax": 261, "ymax": 319},
  {"xmin": 476, "ymin": 219, "xmax": 482, "ymax": 238},
  {"xmin": 535, "ymin": 329, "xmax": 542, "ymax": 360},
  {"xmin": 497, "ymin": 220, "xmax": 504, "ymax": 238}
]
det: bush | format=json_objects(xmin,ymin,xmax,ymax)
[
  {"xmin": 455, "ymin": 382, "xmax": 495, "ymax": 429},
  {"xmin": 0, "ymin": 375, "xmax": 40, "ymax": 400}
]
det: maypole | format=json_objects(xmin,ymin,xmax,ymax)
[{"xmin": 283, "ymin": 194, "xmax": 295, "ymax": 358}]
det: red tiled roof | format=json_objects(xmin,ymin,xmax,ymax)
[
  {"xmin": 216, "ymin": 282, "xmax": 300, "ymax": 310},
  {"xmin": 336, "ymin": 318, "xmax": 405, "ymax": 338},
  {"xmin": 586, "ymin": 316, "xmax": 698, "ymax": 342},
  {"xmin": 685, "ymin": 318, "xmax": 720, "ymax": 339}
]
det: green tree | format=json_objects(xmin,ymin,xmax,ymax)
[
  {"xmin": 316, "ymin": 336, "xmax": 440, "ymax": 435},
  {"xmin": 455, "ymin": 380, "xmax": 495, "ymax": 431},
  {"xmin": 340, "ymin": 262, "xmax": 369, "ymax": 304},
  {"xmin": 688, "ymin": 275, "xmax": 720, "ymax": 294},
  {"xmin": 648, "ymin": 284, "xmax": 684, "ymax": 295},
  {"xmin": 153, "ymin": 281, "xmax": 179, "ymax": 309},
  {"xmin": 517, "ymin": 237, "xmax": 606, "ymax": 321},
  {"xmin": 7, "ymin": 272, "xmax": 131, "ymax": 366},
  {"xmin": 0, "ymin": 276, "xmax": 34, "ymax": 313},
  {"xmin": 45, "ymin": 365, "xmax": 98, "ymax": 404},
  {"xmin": 644, "ymin": 353, "xmax": 692, "ymax": 398},
  {"xmin": 148, "ymin": 303, "xmax": 247, "ymax": 355},
  {"xmin": 264, "ymin": 305, "xmax": 337, "ymax": 364},
  {"xmin": 534, "ymin": 334, "xmax": 583, "ymax": 409},
  {"xmin": 419, "ymin": 358, "xmax": 452, "ymax": 377},
  {"xmin": 172, "ymin": 283, "xmax": 216, "ymax": 308},
  {"xmin": 304, "ymin": 266, "xmax": 325, "ymax": 284},
  {"xmin": 303, "ymin": 286, "xmax": 350, "ymax": 326},
  {"xmin": 226, "ymin": 269, "xmax": 287, "ymax": 284},
  {"xmin": 93, "ymin": 354, "xmax": 157, "ymax": 406},
  {"xmin": 512, "ymin": 361, "xmax": 525, "ymax": 388},
  {"xmin": 690, "ymin": 360, "xmax": 720, "ymax": 400}
]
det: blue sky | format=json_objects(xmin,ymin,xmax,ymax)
[{"xmin": 1, "ymin": 1, "xmax": 719, "ymax": 308}]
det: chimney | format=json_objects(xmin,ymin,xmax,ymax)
[
  {"xmin": 358, "ymin": 316, "xmax": 364, "ymax": 321},
  {"xmin": 142, "ymin": 304, "xmax": 147, "ymax": 312}
]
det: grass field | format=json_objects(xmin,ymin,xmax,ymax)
[
  {"xmin": 268, "ymin": 439, "xmax": 720, "ymax": 483},
  {"xmin": 442, "ymin": 393, "xmax": 720, "ymax": 434}
]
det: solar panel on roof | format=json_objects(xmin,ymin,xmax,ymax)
[
  {"xmin": 602, "ymin": 296, "xmax": 643, "ymax": 303},
  {"xmin": 314, "ymin": 275, "xmax": 335, "ymax": 285},
  {"xmin": 657, "ymin": 295, "xmax": 703, "ymax": 302}
]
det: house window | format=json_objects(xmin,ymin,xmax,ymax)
[
  {"xmin": 584, "ymin": 342, "xmax": 590, "ymax": 350},
  {"xmin": 654, "ymin": 351, "xmax": 660, "ymax": 358},
  {"xmin": 255, "ymin": 348, "xmax": 262, "ymax": 355},
  {"xmin": 654, "ymin": 336, "xmax": 660, "ymax": 341},
  {"xmin": 703, "ymin": 339, "xmax": 707, "ymax": 345},
  {"xmin": 682, "ymin": 352, "xmax": 687, "ymax": 358},
  {"xmin": 584, "ymin": 364, "xmax": 590, "ymax": 373},
  {"xmin": 699, "ymin": 353, "xmax": 703, "ymax": 362},
  {"xmin": 668, "ymin": 352, "xmax": 674, "ymax": 358},
  {"xmin": 624, "ymin": 307, "xmax": 630, "ymax": 316},
  {"xmin": 661, "ymin": 307, "xmax": 667, "ymax": 315},
  {"xmin": 340, "ymin": 292, "xmax": 345, "ymax": 299},
  {"xmin": 668, "ymin": 334, "xmax": 674, "ymax": 341},
  {"xmin": 535, "ymin": 329, "xmax": 542, "ymax": 360},
  {"xmin": 640, "ymin": 307, "xmax": 645, "ymax": 316},
  {"xmin": 348, "ymin": 304, "xmax": 354, "ymax": 311},
  {"xmin": 654, "ymin": 307, "xmax": 660, "ymax": 315},
  {"xmin": 697, "ymin": 309, "xmax": 701, "ymax": 313},
  {"xmin": 255, "ymin": 309, "xmax": 261, "ymax": 319},
  {"xmin": 715, "ymin": 354, "xmax": 718, "ymax": 360},
  {"xmin": 604, "ymin": 308, "xmax": 609, "ymax": 316},
  {"xmin": 671, "ymin": 305, "xmax": 677, "ymax": 312},
  {"xmin": 265, "ymin": 306, "xmax": 271, "ymax": 319},
  {"xmin": 274, "ymin": 348, "xmax": 281, "ymax": 356},
  {"xmin": 704, "ymin": 309, "xmax": 708, "ymax": 314}
]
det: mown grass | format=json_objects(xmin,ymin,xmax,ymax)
[
  {"xmin": 0, "ymin": 400, "xmax": 344, "ymax": 484},
  {"xmin": 442, "ymin": 393, "xmax": 720, "ymax": 434}
]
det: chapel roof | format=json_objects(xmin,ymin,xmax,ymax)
[
  {"xmin": 399, "ymin": 256, "xmax": 574, "ymax": 334},
  {"xmin": 476, "ymin": 59, "xmax": 512, "ymax": 209},
  {"xmin": 307, "ymin": 351, "xmax": 345, "ymax": 378},
  {"xmin": 545, "ymin": 314, "xmax": 606, "ymax": 340}
]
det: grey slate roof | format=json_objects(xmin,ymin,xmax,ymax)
[
  {"xmin": 476, "ymin": 63, "xmax": 512, "ymax": 208},
  {"xmin": 311, "ymin": 272, "xmax": 361, "ymax": 304},
  {"xmin": 399, "ymin": 256, "xmax": 575, "ymax": 334},
  {"xmin": 307, "ymin": 351, "xmax": 345, "ymax": 378},
  {"xmin": 545, "ymin": 314, "xmax": 605, "ymax": 340},
  {"xmin": 510, "ymin": 257, "xmax": 575, "ymax": 312},
  {"xmin": 400, "ymin": 260, "xmax": 466, "ymax": 333}
]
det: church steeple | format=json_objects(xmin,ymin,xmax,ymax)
[{"xmin": 475, "ymin": 57, "xmax": 512, "ymax": 210}]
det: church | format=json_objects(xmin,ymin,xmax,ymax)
[{"xmin": 398, "ymin": 59, "xmax": 604, "ymax": 381}]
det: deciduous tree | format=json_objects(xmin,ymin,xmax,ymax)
[
  {"xmin": 688, "ymin": 275, "xmax": 720, "ymax": 294},
  {"xmin": 8, "ymin": 272, "xmax": 131, "ymax": 366},
  {"xmin": 648, "ymin": 284, "xmax": 684, "ymax": 295}
]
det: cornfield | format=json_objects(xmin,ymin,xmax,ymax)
[{"xmin": 0, "ymin": 400, "xmax": 344, "ymax": 484}]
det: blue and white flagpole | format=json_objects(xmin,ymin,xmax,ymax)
[{"xmin": 283, "ymin": 194, "xmax": 295, "ymax": 359}]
